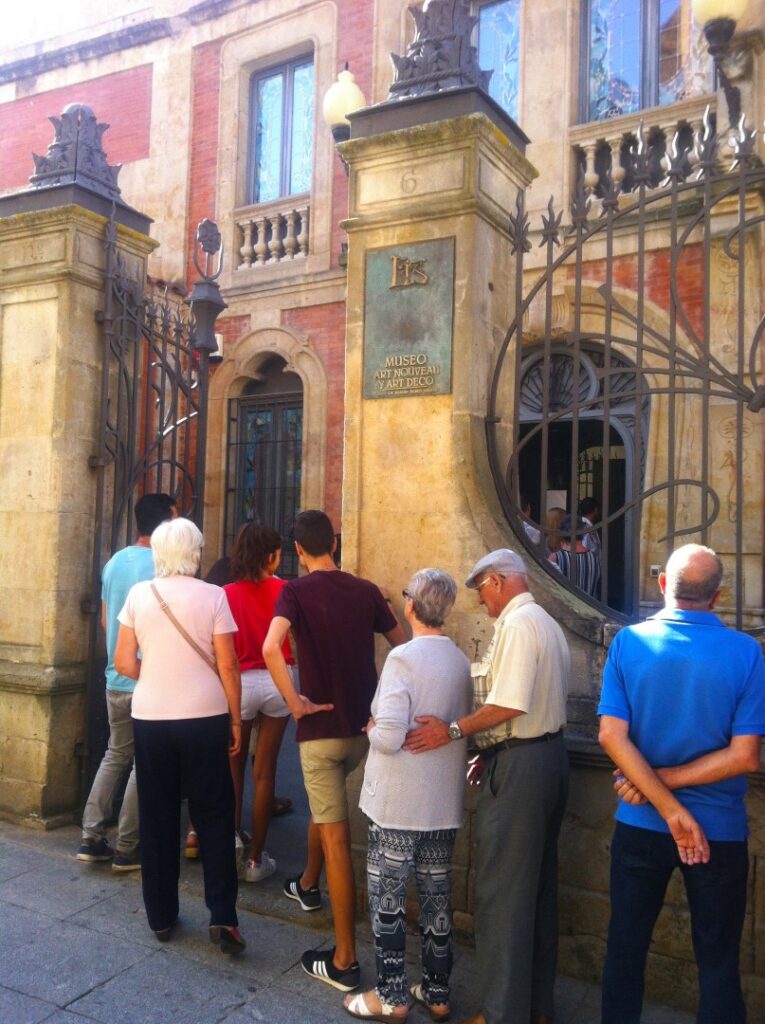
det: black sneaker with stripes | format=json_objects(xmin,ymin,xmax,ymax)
[
  {"xmin": 300, "ymin": 948, "xmax": 360, "ymax": 992},
  {"xmin": 283, "ymin": 875, "xmax": 322, "ymax": 911}
]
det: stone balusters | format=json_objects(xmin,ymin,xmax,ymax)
[{"xmin": 234, "ymin": 203, "xmax": 310, "ymax": 268}]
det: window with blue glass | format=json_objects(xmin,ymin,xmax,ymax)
[
  {"xmin": 582, "ymin": 0, "xmax": 713, "ymax": 123},
  {"xmin": 477, "ymin": 0, "xmax": 521, "ymax": 122},
  {"xmin": 249, "ymin": 57, "xmax": 314, "ymax": 204}
]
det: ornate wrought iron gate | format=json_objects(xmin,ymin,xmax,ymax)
[
  {"xmin": 487, "ymin": 114, "xmax": 765, "ymax": 630},
  {"xmin": 81, "ymin": 218, "xmax": 225, "ymax": 799}
]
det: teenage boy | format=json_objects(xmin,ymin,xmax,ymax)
[{"xmin": 263, "ymin": 510, "xmax": 406, "ymax": 991}]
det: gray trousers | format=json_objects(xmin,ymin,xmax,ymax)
[
  {"xmin": 475, "ymin": 733, "xmax": 569, "ymax": 1024},
  {"xmin": 81, "ymin": 690, "xmax": 139, "ymax": 853}
]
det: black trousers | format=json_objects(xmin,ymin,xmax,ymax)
[{"xmin": 133, "ymin": 714, "xmax": 238, "ymax": 932}]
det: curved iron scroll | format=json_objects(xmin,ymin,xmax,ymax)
[{"xmin": 488, "ymin": 116, "xmax": 765, "ymax": 630}]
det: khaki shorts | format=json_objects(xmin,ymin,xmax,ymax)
[{"xmin": 299, "ymin": 735, "xmax": 369, "ymax": 824}]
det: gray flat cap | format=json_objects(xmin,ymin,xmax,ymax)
[{"xmin": 465, "ymin": 548, "xmax": 527, "ymax": 589}]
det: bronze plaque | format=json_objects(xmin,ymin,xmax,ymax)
[{"xmin": 363, "ymin": 238, "xmax": 454, "ymax": 399}]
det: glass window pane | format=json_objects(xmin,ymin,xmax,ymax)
[
  {"xmin": 255, "ymin": 72, "xmax": 284, "ymax": 203},
  {"xmin": 478, "ymin": 0, "xmax": 521, "ymax": 121},
  {"xmin": 588, "ymin": 0, "xmax": 641, "ymax": 120},
  {"xmin": 289, "ymin": 62, "xmax": 314, "ymax": 195},
  {"xmin": 658, "ymin": 1, "xmax": 713, "ymax": 105}
]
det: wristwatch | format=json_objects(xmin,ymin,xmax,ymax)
[{"xmin": 448, "ymin": 720, "xmax": 463, "ymax": 740}]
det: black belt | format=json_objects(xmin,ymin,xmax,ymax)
[{"xmin": 481, "ymin": 728, "xmax": 563, "ymax": 758}]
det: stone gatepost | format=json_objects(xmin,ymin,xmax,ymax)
[
  {"xmin": 0, "ymin": 105, "xmax": 155, "ymax": 826},
  {"xmin": 337, "ymin": 6, "xmax": 537, "ymax": 931}
]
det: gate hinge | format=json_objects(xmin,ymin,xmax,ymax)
[
  {"xmin": 88, "ymin": 454, "xmax": 112, "ymax": 469},
  {"xmin": 81, "ymin": 597, "xmax": 98, "ymax": 615},
  {"xmin": 94, "ymin": 310, "xmax": 105, "ymax": 323}
]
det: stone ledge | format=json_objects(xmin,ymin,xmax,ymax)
[{"xmin": 0, "ymin": 660, "xmax": 85, "ymax": 696}]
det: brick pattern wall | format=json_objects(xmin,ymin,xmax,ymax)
[
  {"xmin": 283, "ymin": 302, "xmax": 346, "ymax": 530},
  {"xmin": 0, "ymin": 66, "xmax": 153, "ymax": 192},
  {"xmin": 186, "ymin": 40, "xmax": 223, "ymax": 286}
]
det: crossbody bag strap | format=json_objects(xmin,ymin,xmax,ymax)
[{"xmin": 150, "ymin": 583, "xmax": 219, "ymax": 677}]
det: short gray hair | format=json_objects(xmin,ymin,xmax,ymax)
[
  {"xmin": 151, "ymin": 517, "xmax": 203, "ymax": 578},
  {"xmin": 665, "ymin": 544, "xmax": 723, "ymax": 607},
  {"xmin": 406, "ymin": 568, "xmax": 458, "ymax": 628}
]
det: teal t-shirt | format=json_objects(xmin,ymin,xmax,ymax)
[{"xmin": 101, "ymin": 545, "xmax": 155, "ymax": 693}]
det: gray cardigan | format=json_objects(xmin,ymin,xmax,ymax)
[{"xmin": 359, "ymin": 635, "xmax": 472, "ymax": 831}]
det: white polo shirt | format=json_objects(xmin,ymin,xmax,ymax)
[{"xmin": 471, "ymin": 591, "xmax": 569, "ymax": 748}]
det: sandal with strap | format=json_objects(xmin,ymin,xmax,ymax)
[
  {"xmin": 410, "ymin": 984, "xmax": 450, "ymax": 1022},
  {"xmin": 344, "ymin": 990, "xmax": 409, "ymax": 1022},
  {"xmin": 184, "ymin": 829, "xmax": 200, "ymax": 860}
]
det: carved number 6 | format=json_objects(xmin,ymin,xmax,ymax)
[{"xmin": 401, "ymin": 170, "xmax": 417, "ymax": 194}]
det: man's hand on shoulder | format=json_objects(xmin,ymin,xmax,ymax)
[{"xmin": 403, "ymin": 716, "xmax": 450, "ymax": 753}]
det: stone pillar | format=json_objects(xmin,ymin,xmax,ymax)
[
  {"xmin": 339, "ymin": 108, "xmax": 537, "ymax": 928},
  {"xmin": 0, "ymin": 200, "xmax": 155, "ymax": 826}
]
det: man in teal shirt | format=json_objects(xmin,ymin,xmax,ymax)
[{"xmin": 77, "ymin": 493, "xmax": 176, "ymax": 870}]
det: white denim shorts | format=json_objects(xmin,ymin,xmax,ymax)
[{"xmin": 240, "ymin": 668, "xmax": 290, "ymax": 721}]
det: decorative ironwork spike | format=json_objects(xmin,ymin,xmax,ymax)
[
  {"xmin": 509, "ymin": 190, "xmax": 531, "ymax": 255},
  {"xmin": 193, "ymin": 219, "xmax": 224, "ymax": 282},
  {"xmin": 694, "ymin": 105, "xmax": 718, "ymax": 179},
  {"xmin": 539, "ymin": 195, "xmax": 563, "ymax": 248},
  {"xmin": 730, "ymin": 114, "xmax": 760, "ymax": 170},
  {"xmin": 663, "ymin": 127, "xmax": 687, "ymax": 185},
  {"xmin": 568, "ymin": 169, "xmax": 591, "ymax": 232},
  {"xmin": 600, "ymin": 169, "xmax": 620, "ymax": 214},
  {"xmin": 632, "ymin": 121, "xmax": 650, "ymax": 188}
]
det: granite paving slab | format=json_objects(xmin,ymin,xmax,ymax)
[
  {"xmin": 0, "ymin": 903, "xmax": 61, "ymax": 957},
  {"xmin": 0, "ymin": 917, "xmax": 149, "ymax": 1005},
  {"xmin": 0, "ymin": 841, "xmax": 61, "ymax": 883},
  {"xmin": 0, "ymin": 860, "xmax": 124, "ymax": 920},
  {"xmin": 0, "ymin": 984, "xmax": 61, "ymax": 1024},
  {"xmin": 67, "ymin": 947, "xmax": 253, "ymax": 1024}
]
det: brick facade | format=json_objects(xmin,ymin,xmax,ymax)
[{"xmin": 0, "ymin": 65, "xmax": 152, "ymax": 192}]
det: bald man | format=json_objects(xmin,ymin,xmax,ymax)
[{"xmin": 598, "ymin": 544, "xmax": 765, "ymax": 1024}]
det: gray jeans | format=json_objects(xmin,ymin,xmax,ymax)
[
  {"xmin": 474, "ymin": 733, "xmax": 569, "ymax": 1024},
  {"xmin": 81, "ymin": 689, "xmax": 139, "ymax": 852}
]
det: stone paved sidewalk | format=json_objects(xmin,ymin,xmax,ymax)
[{"xmin": 0, "ymin": 818, "xmax": 694, "ymax": 1024}]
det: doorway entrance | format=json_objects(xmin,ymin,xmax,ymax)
[{"xmin": 225, "ymin": 356, "xmax": 303, "ymax": 578}]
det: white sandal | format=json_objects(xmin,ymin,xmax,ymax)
[
  {"xmin": 343, "ymin": 990, "xmax": 408, "ymax": 1021},
  {"xmin": 410, "ymin": 983, "xmax": 450, "ymax": 1021}
]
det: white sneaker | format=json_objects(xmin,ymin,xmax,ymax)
[{"xmin": 244, "ymin": 852, "xmax": 277, "ymax": 882}]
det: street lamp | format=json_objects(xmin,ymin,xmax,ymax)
[
  {"xmin": 692, "ymin": 0, "xmax": 749, "ymax": 126},
  {"xmin": 322, "ymin": 64, "xmax": 367, "ymax": 146}
]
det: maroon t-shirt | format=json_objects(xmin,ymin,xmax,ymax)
[{"xmin": 273, "ymin": 569, "xmax": 397, "ymax": 741}]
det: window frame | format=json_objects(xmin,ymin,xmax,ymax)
[
  {"xmin": 247, "ymin": 54, "xmax": 314, "ymax": 206},
  {"xmin": 474, "ymin": 0, "xmax": 523, "ymax": 123},
  {"xmin": 578, "ymin": 0, "xmax": 712, "ymax": 124}
]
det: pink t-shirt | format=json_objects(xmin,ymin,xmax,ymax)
[{"xmin": 119, "ymin": 575, "xmax": 238, "ymax": 720}]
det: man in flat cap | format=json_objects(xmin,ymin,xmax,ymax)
[{"xmin": 405, "ymin": 549, "xmax": 570, "ymax": 1024}]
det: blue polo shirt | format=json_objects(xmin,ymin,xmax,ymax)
[
  {"xmin": 598, "ymin": 609, "xmax": 765, "ymax": 841},
  {"xmin": 102, "ymin": 545, "xmax": 155, "ymax": 693}
]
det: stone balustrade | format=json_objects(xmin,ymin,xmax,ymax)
[
  {"xmin": 234, "ymin": 198, "xmax": 310, "ymax": 268},
  {"xmin": 570, "ymin": 95, "xmax": 716, "ymax": 197}
]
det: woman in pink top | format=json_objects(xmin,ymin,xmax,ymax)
[
  {"xmin": 224, "ymin": 524, "xmax": 294, "ymax": 883},
  {"xmin": 115, "ymin": 518, "xmax": 245, "ymax": 953}
]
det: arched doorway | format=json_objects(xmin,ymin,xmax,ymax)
[
  {"xmin": 515, "ymin": 343, "xmax": 647, "ymax": 616},
  {"xmin": 224, "ymin": 355, "xmax": 303, "ymax": 577}
]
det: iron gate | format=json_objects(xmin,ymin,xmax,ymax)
[
  {"xmin": 488, "ymin": 112, "xmax": 765, "ymax": 630},
  {"xmin": 81, "ymin": 218, "xmax": 225, "ymax": 799}
]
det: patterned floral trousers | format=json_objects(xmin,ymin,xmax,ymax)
[{"xmin": 367, "ymin": 821, "xmax": 456, "ymax": 1008}]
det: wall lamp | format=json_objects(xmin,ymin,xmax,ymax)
[
  {"xmin": 322, "ymin": 63, "xmax": 367, "ymax": 171},
  {"xmin": 692, "ymin": 0, "xmax": 749, "ymax": 126}
]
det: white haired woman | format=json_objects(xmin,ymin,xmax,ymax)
[
  {"xmin": 344, "ymin": 569, "xmax": 472, "ymax": 1023},
  {"xmin": 114, "ymin": 517, "xmax": 245, "ymax": 952}
]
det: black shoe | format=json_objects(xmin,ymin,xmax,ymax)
[
  {"xmin": 154, "ymin": 919, "xmax": 178, "ymax": 943},
  {"xmin": 209, "ymin": 925, "xmax": 246, "ymax": 955},
  {"xmin": 76, "ymin": 838, "xmax": 114, "ymax": 862},
  {"xmin": 112, "ymin": 847, "xmax": 141, "ymax": 873},
  {"xmin": 283, "ymin": 875, "xmax": 321, "ymax": 911},
  {"xmin": 301, "ymin": 947, "xmax": 359, "ymax": 992}
]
